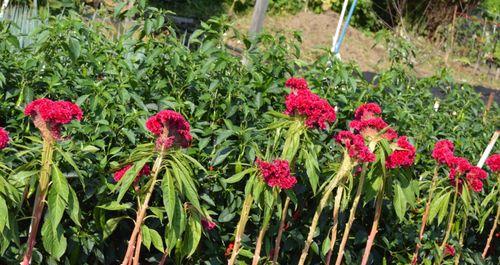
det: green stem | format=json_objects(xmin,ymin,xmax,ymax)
[
  {"xmin": 252, "ymin": 196, "xmax": 274, "ymax": 265},
  {"xmin": 298, "ymin": 154, "xmax": 352, "ymax": 265},
  {"xmin": 228, "ymin": 193, "xmax": 254, "ymax": 265},
  {"xmin": 482, "ymin": 174, "xmax": 499, "ymax": 258},
  {"xmin": 436, "ymin": 181, "xmax": 459, "ymax": 265},
  {"xmin": 454, "ymin": 210, "xmax": 468, "ymax": 265},
  {"xmin": 21, "ymin": 138, "xmax": 54, "ymax": 265},
  {"xmin": 334, "ymin": 163, "xmax": 368, "ymax": 265}
]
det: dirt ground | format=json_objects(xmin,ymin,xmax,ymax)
[{"xmin": 232, "ymin": 10, "xmax": 499, "ymax": 91}]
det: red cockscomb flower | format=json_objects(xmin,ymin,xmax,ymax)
[
  {"xmin": 486, "ymin": 154, "xmax": 500, "ymax": 172},
  {"xmin": 146, "ymin": 110, "xmax": 192, "ymax": 150},
  {"xmin": 465, "ymin": 166, "xmax": 488, "ymax": 192},
  {"xmin": 350, "ymin": 103, "xmax": 397, "ymax": 141},
  {"xmin": 113, "ymin": 164, "xmax": 151, "ymax": 183},
  {"xmin": 444, "ymin": 244, "xmax": 455, "ymax": 257},
  {"xmin": 201, "ymin": 219, "xmax": 216, "ymax": 231},
  {"xmin": 432, "ymin": 140, "xmax": 455, "ymax": 165},
  {"xmin": 335, "ymin": 131, "xmax": 376, "ymax": 163},
  {"xmin": 0, "ymin": 127, "xmax": 9, "ymax": 150},
  {"xmin": 285, "ymin": 77, "xmax": 309, "ymax": 91},
  {"xmin": 256, "ymin": 159, "xmax": 297, "ymax": 190},
  {"xmin": 24, "ymin": 98, "xmax": 83, "ymax": 140},
  {"xmin": 386, "ymin": 136, "xmax": 416, "ymax": 169},
  {"xmin": 284, "ymin": 89, "xmax": 336, "ymax": 130}
]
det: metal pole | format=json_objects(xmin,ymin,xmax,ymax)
[
  {"xmin": 334, "ymin": 0, "xmax": 358, "ymax": 54},
  {"xmin": 249, "ymin": 0, "xmax": 269, "ymax": 38}
]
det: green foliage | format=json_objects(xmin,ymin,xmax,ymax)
[{"xmin": 0, "ymin": 8, "xmax": 498, "ymax": 265}]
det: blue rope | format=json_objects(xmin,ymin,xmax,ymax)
[{"xmin": 334, "ymin": 0, "xmax": 358, "ymax": 54}]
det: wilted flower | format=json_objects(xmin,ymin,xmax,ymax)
[
  {"xmin": 201, "ymin": 218, "xmax": 216, "ymax": 231},
  {"xmin": 24, "ymin": 98, "xmax": 83, "ymax": 140},
  {"xmin": 486, "ymin": 154, "xmax": 500, "ymax": 172},
  {"xmin": 335, "ymin": 131, "xmax": 376, "ymax": 163},
  {"xmin": 386, "ymin": 136, "xmax": 416, "ymax": 169},
  {"xmin": 285, "ymin": 88, "xmax": 336, "ymax": 130},
  {"xmin": 285, "ymin": 77, "xmax": 309, "ymax": 92},
  {"xmin": 256, "ymin": 159, "xmax": 297, "ymax": 190},
  {"xmin": 113, "ymin": 164, "xmax": 151, "ymax": 183},
  {"xmin": 0, "ymin": 127, "xmax": 9, "ymax": 150},
  {"xmin": 146, "ymin": 110, "xmax": 192, "ymax": 150}
]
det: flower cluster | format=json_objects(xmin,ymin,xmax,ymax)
[
  {"xmin": 444, "ymin": 244, "xmax": 455, "ymax": 257},
  {"xmin": 349, "ymin": 103, "xmax": 397, "ymax": 141},
  {"xmin": 201, "ymin": 218, "xmax": 217, "ymax": 231},
  {"xmin": 285, "ymin": 77, "xmax": 309, "ymax": 92},
  {"xmin": 486, "ymin": 154, "xmax": 500, "ymax": 172},
  {"xmin": 113, "ymin": 164, "xmax": 151, "ymax": 183},
  {"xmin": 24, "ymin": 98, "xmax": 83, "ymax": 140},
  {"xmin": 386, "ymin": 136, "xmax": 416, "ymax": 169},
  {"xmin": 256, "ymin": 159, "xmax": 297, "ymax": 190},
  {"xmin": 146, "ymin": 110, "xmax": 192, "ymax": 150},
  {"xmin": 0, "ymin": 127, "xmax": 9, "ymax": 150},
  {"xmin": 432, "ymin": 140, "xmax": 488, "ymax": 192},
  {"xmin": 335, "ymin": 131, "xmax": 376, "ymax": 163},
  {"xmin": 284, "ymin": 78, "xmax": 336, "ymax": 130}
]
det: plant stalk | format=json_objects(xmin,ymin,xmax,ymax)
[
  {"xmin": 334, "ymin": 163, "xmax": 368, "ymax": 265},
  {"xmin": 412, "ymin": 167, "xmax": 439, "ymax": 265},
  {"xmin": 482, "ymin": 176, "xmax": 499, "ymax": 258},
  {"xmin": 436, "ymin": 181, "xmax": 459, "ymax": 265},
  {"xmin": 454, "ymin": 210, "xmax": 468, "ymax": 265},
  {"xmin": 325, "ymin": 185, "xmax": 344, "ymax": 265},
  {"xmin": 121, "ymin": 150, "xmax": 164, "ymax": 265},
  {"xmin": 132, "ymin": 229, "xmax": 142, "ymax": 265},
  {"xmin": 298, "ymin": 154, "xmax": 352, "ymax": 265},
  {"xmin": 252, "ymin": 202, "xmax": 273, "ymax": 265},
  {"xmin": 360, "ymin": 177, "xmax": 386, "ymax": 265},
  {"xmin": 21, "ymin": 138, "xmax": 54, "ymax": 265},
  {"xmin": 228, "ymin": 193, "xmax": 254, "ymax": 265},
  {"xmin": 272, "ymin": 196, "xmax": 290, "ymax": 264},
  {"xmin": 158, "ymin": 250, "xmax": 169, "ymax": 265}
]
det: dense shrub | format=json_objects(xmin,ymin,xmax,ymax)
[{"xmin": 0, "ymin": 10, "xmax": 498, "ymax": 265}]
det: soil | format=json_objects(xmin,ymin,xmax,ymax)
[{"xmin": 231, "ymin": 10, "xmax": 499, "ymax": 91}]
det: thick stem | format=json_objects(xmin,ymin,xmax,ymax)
[
  {"xmin": 482, "ymin": 198, "xmax": 499, "ymax": 258},
  {"xmin": 412, "ymin": 167, "xmax": 439, "ymax": 265},
  {"xmin": 454, "ymin": 211, "xmax": 468, "ymax": 265},
  {"xmin": 436, "ymin": 182, "xmax": 459, "ymax": 265},
  {"xmin": 360, "ymin": 179, "xmax": 385, "ymax": 265},
  {"xmin": 158, "ymin": 250, "xmax": 168, "ymax": 265},
  {"xmin": 325, "ymin": 186, "xmax": 344, "ymax": 265},
  {"xmin": 272, "ymin": 196, "xmax": 290, "ymax": 264},
  {"xmin": 298, "ymin": 155, "xmax": 352, "ymax": 265},
  {"xmin": 132, "ymin": 229, "xmax": 142, "ymax": 265},
  {"xmin": 252, "ymin": 204, "xmax": 273, "ymax": 265},
  {"xmin": 334, "ymin": 164, "xmax": 368, "ymax": 265},
  {"xmin": 228, "ymin": 194, "xmax": 254, "ymax": 265},
  {"xmin": 121, "ymin": 150, "xmax": 164, "ymax": 265},
  {"xmin": 21, "ymin": 138, "xmax": 54, "ymax": 265}
]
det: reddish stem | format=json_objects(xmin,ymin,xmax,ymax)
[
  {"xmin": 360, "ymin": 181, "xmax": 385, "ymax": 265},
  {"xmin": 272, "ymin": 196, "xmax": 290, "ymax": 264}
]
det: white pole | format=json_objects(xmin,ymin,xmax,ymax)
[
  {"xmin": 0, "ymin": 0, "xmax": 10, "ymax": 19},
  {"xmin": 477, "ymin": 131, "xmax": 499, "ymax": 168},
  {"xmin": 331, "ymin": 0, "xmax": 349, "ymax": 53}
]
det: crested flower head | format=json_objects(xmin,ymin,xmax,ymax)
[
  {"xmin": 349, "ymin": 103, "xmax": 396, "ymax": 141},
  {"xmin": 146, "ymin": 110, "xmax": 192, "ymax": 150},
  {"xmin": 432, "ymin": 140, "xmax": 455, "ymax": 165},
  {"xmin": 24, "ymin": 98, "xmax": 83, "ymax": 140},
  {"xmin": 256, "ymin": 159, "xmax": 297, "ymax": 190},
  {"xmin": 284, "ymin": 89, "xmax": 336, "ymax": 130},
  {"xmin": 113, "ymin": 164, "xmax": 151, "ymax": 183},
  {"xmin": 285, "ymin": 77, "xmax": 309, "ymax": 92},
  {"xmin": 0, "ymin": 127, "xmax": 9, "ymax": 150},
  {"xmin": 465, "ymin": 166, "xmax": 488, "ymax": 192},
  {"xmin": 486, "ymin": 154, "xmax": 500, "ymax": 172},
  {"xmin": 335, "ymin": 131, "xmax": 376, "ymax": 163},
  {"xmin": 386, "ymin": 136, "xmax": 416, "ymax": 169}
]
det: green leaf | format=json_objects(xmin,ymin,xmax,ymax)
[
  {"xmin": 304, "ymin": 149, "xmax": 319, "ymax": 194},
  {"xmin": 57, "ymin": 149, "xmax": 84, "ymax": 187},
  {"xmin": 223, "ymin": 168, "xmax": 256, "ymax": 184},
  {"xmin": 97, "ymin": 201, "xmax": 133, "ymax": 211},
  {"xmin": 162, "ymin": 169, "xmax": 176, "ymax": 223},
  {"xmin": 182, "ymin": 214, "xmax": 202, "ymax": 257},
  {"xmin": 150, "ymin": 228, "xmax": 164, "ymax": 252},
  {"xmin": 103, "ymin": 216, "xmax": 127, "ymax": 239},
  {"xmin": 0, "ymin": 197, "xmax": 8, "ymax": 233},
  {"xmin": 41, "ymin": 216, "xmax": 67, "ymax": 260},
  {"xmin": 47, "ymin": 188, "xmax": 67, "ymax": 235},
  {"xmin": 116, "ymin": 157, "xmax": 151, "ymax": 203},
  {"xmin": 393, "ymin": 183, "xmax": 407, "ymax": 221},
  {"xmin": 68, "ymin": 37, "xmax": 80, "ymax": 60},
  {"xmin": 142, "ymin": 225, "xmax": 152, "ymax": 250},
  {"xmin": 67, "ymin": 186, "xmax": 81, "ymax": 227},
  {"xmin": 52, "ymin": 165, "xmax": 69, "ymax": 201}
]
